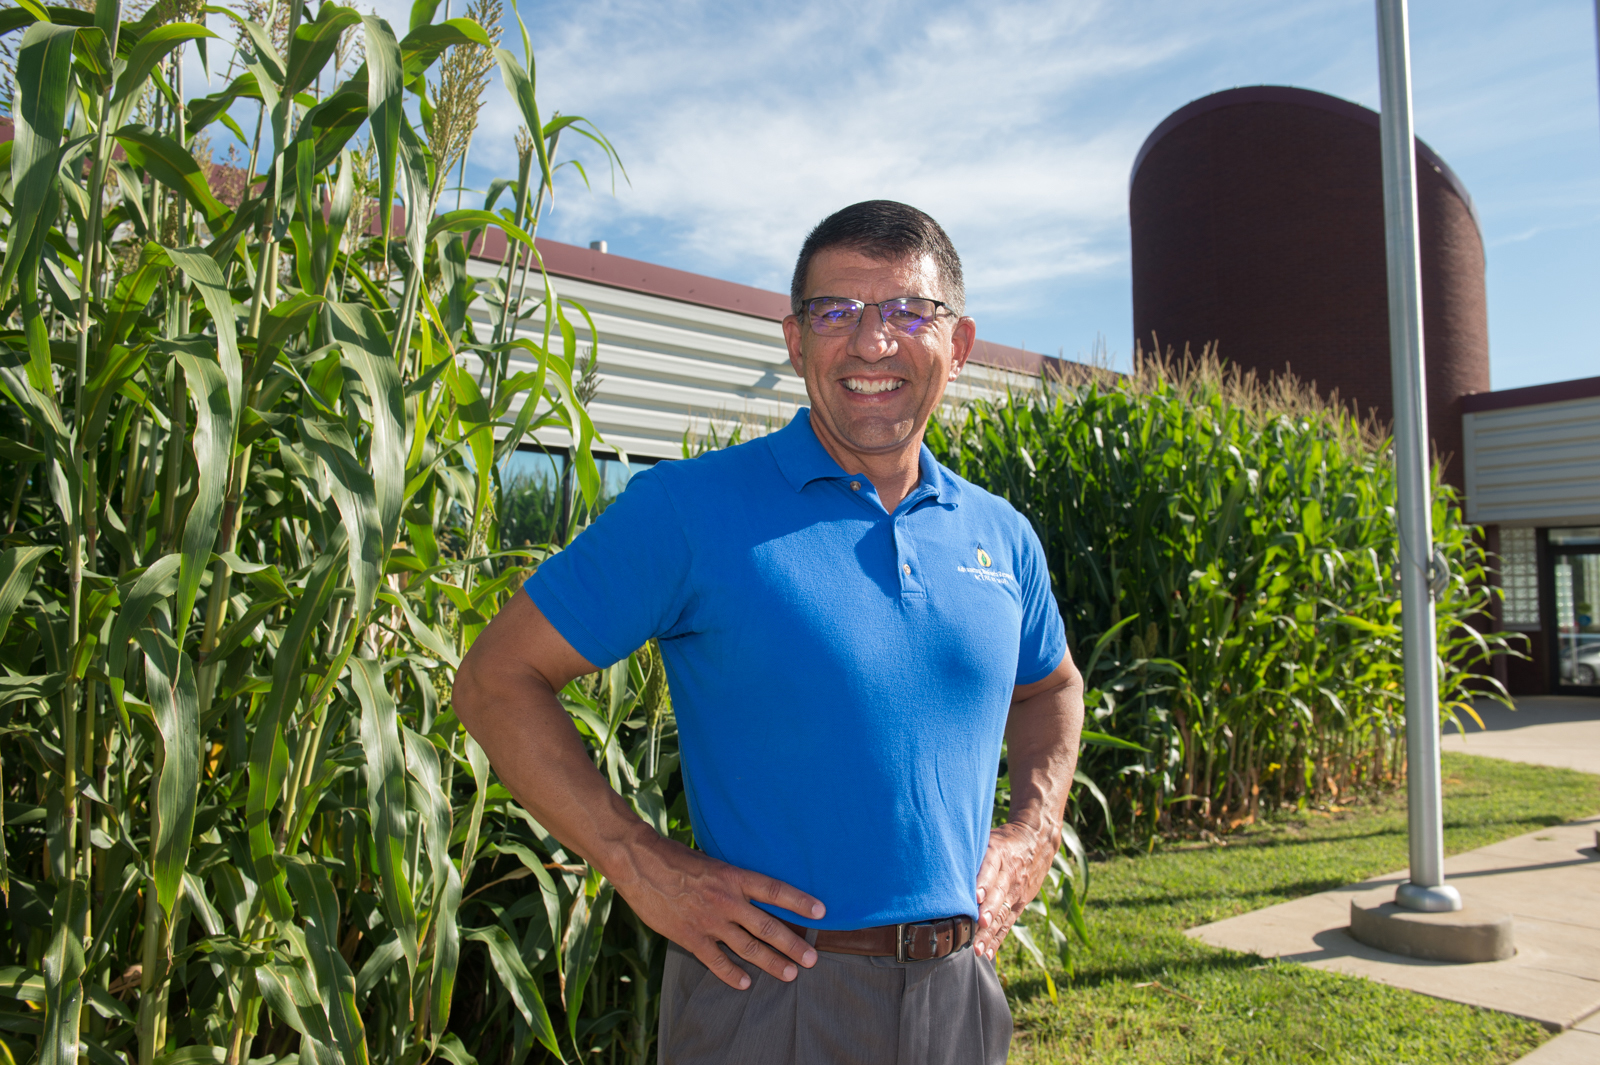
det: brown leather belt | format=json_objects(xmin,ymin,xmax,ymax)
[{"xmin": 783, "ymin": 916, "xmax": 974, "ymax": 963}]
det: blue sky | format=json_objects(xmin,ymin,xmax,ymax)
[
  {"xmin": 449, "ymin": 0, "xmax": 1600, "ymax": 390},
  {"xmin": 194, "ymin": 0, "xmax": 1600, "ymax": 389}
]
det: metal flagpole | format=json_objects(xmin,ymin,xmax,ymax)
[{"xmin": 1374, "ymin": 0, "xmax": 1462, "ymax": 913}]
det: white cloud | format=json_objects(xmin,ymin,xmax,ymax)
[{"xmin": 466, "ymin": 0, "xmax": 1229, "ymax": 307}]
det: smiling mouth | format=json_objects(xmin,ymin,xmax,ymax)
[{"xmin": 842, "ymin": 378, "xmax": 904, "ymax": 394}]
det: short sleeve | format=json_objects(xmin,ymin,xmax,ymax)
[
  {"xmin": 522, "ymin": 469, "xmax": 694, "ymax": 668},
  {"xmin": 1013, "ymin": 516, "xmax": 1067, "ymax": 686}
]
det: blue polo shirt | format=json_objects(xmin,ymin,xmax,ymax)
[{"xmin": 524, "ymin": 408, "xmax": 1066, "ymax": 929}]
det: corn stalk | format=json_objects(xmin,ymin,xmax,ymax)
[{"xmin": 0, "ymin": 2, "xmax": 678, "ymax": 1062}]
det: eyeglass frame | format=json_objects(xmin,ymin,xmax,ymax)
[{"xmin": 795, "ymin": 296, "xmax": 960, "ymax": 337}]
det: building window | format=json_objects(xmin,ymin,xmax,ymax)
[{"xmin": 1498, "ymin": 527, "xmax": 1540, "ymax": 630}]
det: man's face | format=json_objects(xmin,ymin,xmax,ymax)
[{"xmin": 782, "ymin": 248, "xmax": 976, "ymax": 466}]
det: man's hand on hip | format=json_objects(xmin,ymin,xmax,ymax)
[
  {"xmin": 973, "ymin": 819, "xmax": 1060, "ymax": 958},
  {"xmin": 611, "ymin": 823, "xmax": 825, "ymax": 989},
  {"xmin": 978, "ymin": 651, "xmax": 1086, "ymax": 958}
]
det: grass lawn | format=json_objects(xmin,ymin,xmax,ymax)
[{"xmin": 998, "ymin": 752, "xmax": 1600, "ymax": 1064}]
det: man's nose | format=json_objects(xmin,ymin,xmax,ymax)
[{"xmin": 847, "ymin": 305, "xmax": 896, "ymax": 362}]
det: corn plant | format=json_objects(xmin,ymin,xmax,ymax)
[
  {"xmin": 0, "ymin": 0, "xmax": 704, "ymax": 1061},
  {"xmin": 929, "ymin": 349, "xmax": 1513, "ymax": 842}
]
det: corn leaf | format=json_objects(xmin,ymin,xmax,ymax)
[
  {"xmin": 298, "ymin": 415, "xmax": 382, "ymax": 622},
  {"xmin": 172, "ymin": 353, "xmax": 232, "ymax": 638},
  {"xmin": 1008, "ymin": 922, "xmax": 1058, "ymax": 1004},
  {"xmin": 466, "ymin": 925, "xmax": 565, "ymax": 1063},
  {"xmin": 2, "ymin": 21, "xmax": 76, "ymax": 301},
  {"xmin": 493, "ymin": 32, "xmax": 553, "ymax": 200},
  {"xmin": 562, "ymin": 878, "xmax": 612, "ymax": 1048},
  {"xmin": 105, "ymin": 553, "xmax": 181, "ymax": 715},
  {"xmin": 39, "ymin": 879, "xmax": 87, "ymax": 1065},
  {"xmin": 113, "ymin": 127, "xmax": 229, "ymax": 223},
  {"xmin": 110, "ymin": 22, "xmax": 215, "ymax": 106},
  {"xmin": 351, "ymin": 656, "xmax": 420, "ymax": 980},
  {"xmin": 164, "ymin": 246, "xmax": 242, "ymax": 418},
  {"xmin": 283, "ymin": 859, "xmax": 369, "ymax": 1064},
  {"xmin": 330, "ymin": 302, "xmax": 405, "ymax": 549},
  {"xmin": 282, "ymin": 3, "xmax": 362, "ymax": 101},
  {"xmin": 246, "ymin": 551, "xmax": 341, "ymax": 922},
  {"xmin": 137, "ymin": 626, "xmax": 200, "ymax": 916},
  {"xmin": 256, "ymin": 958, "xmax": 339, "ymax": 1065},
  {"xmin": 0, "ymin": 546, "xmax": 55, "ymax": 641},
  {"xmin": 361, "ymin": 14, "xmax": 402, "ymax": 245}
]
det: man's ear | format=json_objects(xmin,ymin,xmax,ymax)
[
  {"xmin": 948, "ymin": 316, "xmax": 977, "ymax": 380},
  {"xmin": 782, "ymin": 315, "xmax": 805, "ymax": 376}
]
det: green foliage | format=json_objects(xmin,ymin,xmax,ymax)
[
  {"xmin": 929, "ymin": 352, "xmax": 1515, "ymax": 843},
  {"xmin": 0, "ymin": 1, "xmax": 665, "ymax": 1062},
  {"xmin": 1001, "ymin": 752, "xmax": 1599, "ymax": 1063}
]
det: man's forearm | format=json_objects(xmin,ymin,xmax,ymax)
[
  {"xmin": 453, "ymin": 651, "xmax": 651, "ymax": 880},
  {"xmin": 972, "ymin": 656, "xmax": 1085, "ymax": 957},
  {"xmin": 1005, "ymin": 662, "xmax": 1085, "ymax": 845}
]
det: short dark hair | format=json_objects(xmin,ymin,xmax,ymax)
[{"xmin": 789, "ymin": 200, "xmax": 965, "ymax": 317}]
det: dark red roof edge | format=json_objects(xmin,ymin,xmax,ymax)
[
  {"xmin": 967, "ymin": 339, "xmax": 1074, "ymax": 380},
  {"xmin": 470, "ymin": 227, "xmax": 793, "ymax": 320},
  {"xmin": 1460, "ymin": 375, "xmax": 1600, "ymax": 414},
  {"xmin": 1129, "ymin": 85, "xmax": 1480, "ymax": 233},
  {"xmin": 467, "ymin": 226, "xmax": 1061, "ymax": 378}
]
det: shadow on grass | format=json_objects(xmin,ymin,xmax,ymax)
[
  {"xmin": 1151, "ymin": 811, "xmax": 1576, "ymax": 855},
  {"xmin": 1155, "ymin": 825, "xmax": 1408, "ymax": 851},
  {"xmin": 1006, "ymin": 949, "xmax": 1271, "ymax": 1003},
  {"xmin": 1441, "ymin": 813, "xmax": 1577, "ymax": 830},
  {"xmin": 1091, "ymin": 877, "xmax": 1361, "ymax": 910}
]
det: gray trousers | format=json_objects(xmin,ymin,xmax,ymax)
[{"xmin": 657, "ymin": 940, "xmax": 1012, "ymax": 1065}]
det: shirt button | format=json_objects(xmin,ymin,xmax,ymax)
[
  {"xmin": 903, "ymin": 564, "xmax": 911, "ymax": 576},
  {"xmin": 850, "ymin": 481, "xmax": 861, "ymax": 491}
]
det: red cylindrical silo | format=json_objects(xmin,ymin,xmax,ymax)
[{"xmin": 1130, "ymin": 86, "xmax": 1489, "ymax": 490}]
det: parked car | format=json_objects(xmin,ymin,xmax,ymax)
[{"xmin": 1558, "ymin": 634, "xmax": 1600, "ymax": 686}]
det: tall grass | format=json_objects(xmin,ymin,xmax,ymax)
[
  {"xmin": 928, "ymin": 349, "xmax": 1511, "ymax": 842},
  {"xmin": 0, "ymin": 1, "xmax": 691, "ymax": 1061}
]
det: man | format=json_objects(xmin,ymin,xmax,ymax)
[{"xmin": 453, "ymin": 200, "xmax": 1084, "ymax": 1064}]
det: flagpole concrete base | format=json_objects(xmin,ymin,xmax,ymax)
[{"xmin": 1349, "ymin": 897, "xmax": 1515, "ymax": 963}]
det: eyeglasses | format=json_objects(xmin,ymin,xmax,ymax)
[{"xmin": 800, "ymin": 296, "xmax": 954, "ymax": 337}]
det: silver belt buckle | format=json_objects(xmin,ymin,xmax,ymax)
[{"xmin": 895, "ymin": 922, "xmax": 913, "ymax": 963}]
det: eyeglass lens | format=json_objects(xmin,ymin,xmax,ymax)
[{"xmin": 806, "ymin": 298, "xmax": 942, "ymax": 336}]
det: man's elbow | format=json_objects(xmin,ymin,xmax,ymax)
[
  {"xmin": 1063, "ymin": 659, "xmax": 1085, "ymax": 707},
  {"xmin": 1046, "ymin": 655, "xmax": 1085, "ymax": 710},
  {"xmin": 452, "ymin": 649, "xmax": 491, "ymax": 735}
]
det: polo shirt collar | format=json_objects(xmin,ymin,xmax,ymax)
[
  {"xmin": 916, "ymin": 442, "xmax": 963, "ymax": 507},
  {"xmin": 768, "ymin": 408, "xmax": 845, "ymax": 490},
  {"xmin": 768, "ymin": 408, "xmax": 962, "ymax": 507}
]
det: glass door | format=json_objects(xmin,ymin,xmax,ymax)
[{"xmin": 1548, "ymin": 527, "xmax": 1600, "ymax": 692}]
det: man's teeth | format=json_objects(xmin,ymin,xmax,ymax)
[{"xmin": 842, "ymin": 378, "xmax": 904, "ymax": 394}]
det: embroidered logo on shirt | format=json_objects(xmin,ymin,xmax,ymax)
[{"xmin": 959, "ymin": 547, "xmax": 1014, "ymax": 586}]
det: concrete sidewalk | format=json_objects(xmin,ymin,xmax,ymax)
[
  {"xmin": 1441, "ymin": 695, "xmax": 1600, "ymax": 775},
  {"xmin": 1189, "ymin": 695, "xmax": 1600, "ymax": 1062}
]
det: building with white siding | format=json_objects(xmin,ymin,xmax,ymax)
[
  {"xmin": 463, "ymin": 235, "xmax": 1077, "ymax": 463},
  {"xmin": 1461, "ymin": 377, "xmax": 1600, "ymax": 694}
]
